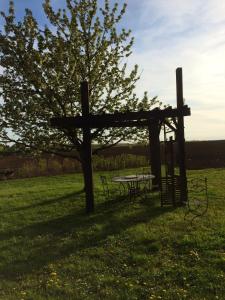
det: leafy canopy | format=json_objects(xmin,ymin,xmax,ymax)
[{"xmin": 0, "ymin": 0, "xmax": 160, "ymax": 160}]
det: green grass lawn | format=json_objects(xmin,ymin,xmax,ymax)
[{"xmin": 0, "ymin": 168, "xmax": 225, "ymax": 300}]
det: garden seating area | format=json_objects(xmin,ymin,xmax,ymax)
[{"xmin": 100, "ymin": 168, "xmax": 155, "ymax": 200}]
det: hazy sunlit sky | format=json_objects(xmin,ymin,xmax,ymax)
[{"xmin": 0, "ymin": 0, "xmax": 225, "ymax": 141}]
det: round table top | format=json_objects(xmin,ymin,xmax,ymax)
[{"xmin": 112, "ymin": 174, "xmax": 155, "ymax": 183}]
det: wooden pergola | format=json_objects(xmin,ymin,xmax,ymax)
[{"xmin": 51, "ymin": 68, "xmax": 191, "ymax": 213}]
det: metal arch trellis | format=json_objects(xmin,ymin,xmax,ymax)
[{"xmin": 50, "ymin": 67, "xmax": 191, "ymax": 213}]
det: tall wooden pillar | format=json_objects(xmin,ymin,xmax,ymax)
[
  {"xmin": 176, "ymin": 68, "xmax": 187, "ymax": 204},
  {"xmin": 148, "ymin": 120, "xmax": 161, "ymax": 186},
  {"xmin": 167, "ymin": 136, "xmax": 175, "ymax": 178},
  {"xmin": 81, "ymin": 81, "xmax": 94, "ymax": 213}
]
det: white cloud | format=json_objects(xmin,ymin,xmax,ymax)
[{"xmin": 125, "ymin": 0, "xmax": 225, "ymax": 140}]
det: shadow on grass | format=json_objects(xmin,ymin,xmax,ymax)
[
  {"xmin": 0, "ymin": 190, "xmax": 173, "ymax": 280},
  {"xmin": 0, "ymin": 189, "xmax": 84, "ymax": 214}
]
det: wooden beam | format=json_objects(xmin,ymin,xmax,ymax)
[
  {"xmin": 163, "ymin": 119, "xmax": 177, "ymax": 132},
  {"xmin": 176, "ymin": 67, "xmax": 187, "ymax": 204},
  {"xmin": 171, "ymin": 117, "xmax": 178, "ymax": 128},
  {"xmin": 51, "ymin": 106, "xmax": 191, "ymax": 129}
]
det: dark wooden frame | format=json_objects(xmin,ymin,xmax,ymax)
[{"xmin": 51, "ymin": 68, "xmax": 191, "ymax": 213}]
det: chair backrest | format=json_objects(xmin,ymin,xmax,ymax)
[
  {"xmin": 100, "ymin": 175, "xmax": 110, "ymax": 197},
  {"xmin": 100, "ymin": 175, "xmax": 107, "ymax": 185},
  {"xmin": 187, "ymin": 177, "xmax": 208, "ymax": 215}
]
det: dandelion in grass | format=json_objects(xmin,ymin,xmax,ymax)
[{"xmin": 20, "ymin": 291, "xmax": 26, "ymax": 296}]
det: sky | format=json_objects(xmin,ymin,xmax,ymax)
[{"xmin": 0, "ymin": 0, "xmax": 225, "ymax": 141}]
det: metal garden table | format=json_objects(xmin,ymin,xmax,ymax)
[{"xmin": 112, "ymin": 174, "xmax": 155, "ymax": 199}]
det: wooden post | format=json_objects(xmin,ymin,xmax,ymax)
[
  {"xmin": 168, "ymin": 136, "xmax": 175, "ymax": 205},
  {"xmin": 167, "ymin": 137, "xmax": 175, "ymax": 178},
  {"xmin": 81, "ymin": 81, "xmax": 94, "ymax": 213},
  {"xmin": 176, "ymin": 68, "xmax": 187, "ymax": 204},
  {"xmin": 148, "ymin": 120, "xmax": 161, "ymax": 187}
]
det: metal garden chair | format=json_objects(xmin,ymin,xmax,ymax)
[
  {"xmin": 100, "ymin": 175, "xmax": 123, "ymax": 199},
  {"xmin": 137, "ymin": 167, "xmax": 153, "ymax": 193},
  {"xmin": 185, "ymin": 177, "xmax": 208, "ymax": 222}
]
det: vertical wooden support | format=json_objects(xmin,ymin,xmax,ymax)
[
  {"xmin": 148, "ymin": 120, "xmax": 161, "ymax": 187},
  {"xmin": 168, "ymin": 136, "xmax": 175, "ymax": 205},
  {"xmin": 81, "ymin": 81, "xmax": 94, "ymax": 213},
  {"xmin": 163, "ymin": 124, "xmax": 168, "ymax": 177},
  {"xmin": 167, "ymin": 136, "xmax": 175, "ymax": 178},
  {"xmin": 176, "ymin": 68, "xmax": 187, "ymax": 204}
]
